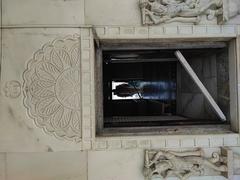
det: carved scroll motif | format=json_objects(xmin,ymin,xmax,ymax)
[
  {"xmin": 4, "ymin": 80, "xmax": 21, "ymax": 98},
  {"xmin": 23, "ymin": 34, "xmax": 82, "ymax": 142},
  {"xmin": 143, "ymin": 148, "xmax": 233, "ymax": 180},
  {"xmin": 139, "ymin": 0, "xmax": 240, "ymax": 25}
]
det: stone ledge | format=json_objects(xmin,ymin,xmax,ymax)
[
  {"xmin": 94, "ymin": 25, "xmax": 238, "ymax": 39},
  {"xmin": 92, "ymin": 134, "xmax": 239, "ymax": 151}
]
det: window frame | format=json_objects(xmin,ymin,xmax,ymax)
[{"xmin": 94, "ymin": 37, "xmax": 240, "ymax": 137}]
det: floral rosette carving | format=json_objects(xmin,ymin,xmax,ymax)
[{"xmin": 23, "ymin": 35, "xmax": 82, "ymax": 142}]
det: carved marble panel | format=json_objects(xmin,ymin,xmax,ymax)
[
  {"xmin": 139, "ymin": 0, "xmax": 240, "ymax": 25},
  {"xmin": 88, "ymin": 148, "xmax": 240, "ymax": 180},
  {"xmin": 23, "ymin": 35, "xmax": 82, "ymax": 142},
  {"xmin": 143, "ymin": 148, "xmax": 234, "ymax": 180},
  {"xmin": 0, "ymin": 28, "xmax": 94, "ymax": 152},
  {"xmin": 4, "ymin": 80, "xmax": 21, "ymax": 98}
]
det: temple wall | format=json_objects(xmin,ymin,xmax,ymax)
[{"xmin": 1, "ymin": 0, "xmax": 240, "ymax": 180}]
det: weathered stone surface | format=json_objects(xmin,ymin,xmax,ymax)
[
  {"xmin": 2, "ymin": 1, "xmax": 240, "ymax": 180},
  {"xmin": 88, "ymin": 150, "xmax": 144, "ymax": 180},
  {"xmin": 0, "ymin": 29, "xmax": 84, "ymax": 152},
  {"xmin": 2, "ymin": 0, "xmax": 85, "ymax": 26},
  {"xmin": 0, "ymin": 153, "xmax": 6, "ymax": 180},
  {"xmin": 6, "ymin": 152, "xmax": 87, "ymax": 180},
  {"xmin": 23, "ymin": 34, "xmax": 82, "ymax": 142},
  {"xmin": 85, "ymin": 0, "xmax": 141, "ymax": 26}
]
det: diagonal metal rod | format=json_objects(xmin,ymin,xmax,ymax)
[{"xmin": 175, "ymin": 50, "xmax": 226, "ymax": 121}]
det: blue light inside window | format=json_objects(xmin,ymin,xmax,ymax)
[{"xmin": 112, "ymin": 80, "xmax": 176, "ymax": 100}]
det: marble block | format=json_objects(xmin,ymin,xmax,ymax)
[
  {"xmin": 88, "ymin": 150, "xmax": 144, "ymax": 180},
  {"xmin": 85, "ymin": 0, "xmax": 141, "ymax": 26},
  {"xmin": 0, "ymin": 153, "xmax": 6, "ymax": 180},
  {"xmin": 2, "ymin": 0, "xmax": 85, "ymax": 26},
  {"xmin": 0, "ymin": 28, "xmax": 88, "ymax": 152},
  {"xmin": 6, "ymin": 151, "xmax": 87, "ymax": 180}
]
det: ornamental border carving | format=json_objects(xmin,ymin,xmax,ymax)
[
  {"xmin": 143, "ymin": 147, "xmax": 233, "ymax": 180},
  {"xmin": 139, "ymin": 0, "xmax": 240, "ymax": 26},
  {"xmin": 94, "ymin": 25, "xmax": 238, "ymax": 39}
]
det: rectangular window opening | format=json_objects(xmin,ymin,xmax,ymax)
[{"xmin": 96, "ymin": 40, "xmax": 234, "ymax": 136}]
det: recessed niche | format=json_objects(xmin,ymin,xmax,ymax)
[{"xmin": 95, "ymin": 39, "xmax": 237, "ymax": 136}]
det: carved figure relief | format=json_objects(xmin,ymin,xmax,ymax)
[
  {"xmin": 221, "ymin": 0, "xmax": 240, "ymax": 23},
  {"xmin": 23, "ymin": 35, "xmax": 82, "ymax": 142},
  {"xmin": 143, "ymin": 149, "xmax": 231, "ymax": 180},
  {"xmin": 4, "ymin": 80, "xmax": 21, "ymax": 98},
  {"xmin": 139, "ymin": 0, "xmax": 240, "ymax": 25}
]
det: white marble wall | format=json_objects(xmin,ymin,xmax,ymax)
[
  {"xmin": 0, "ymin": 150, "xmax": 240, "ymax": 180},
  {"xmin": 0, "ymin": 28, "xmax": 85, "ymax": 152},
  {"xmin": 1, "ymin": 0, "xmax": 240, "ymax": 180},
  {"xmin": 0, "ymin": 152, "xmax": 87, "ymax": 180},
  {"xmin": 2, "ymin": 0, "xmax": 85, "ymax": 26},
  {"xmin": 88, "ymin": 149, "xmax": 240, "ymax": 180},
  {"xmin": 85, "ymin": 0, "xmax": 141, "ymax": 26},
  {"xmin": 85, "ymin": 0, "xmax": 240, "ymax": 26}
]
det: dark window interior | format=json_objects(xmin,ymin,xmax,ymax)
[{"xmin": 102, "ymin": 45, "xmax": 230, "ymax": 129}]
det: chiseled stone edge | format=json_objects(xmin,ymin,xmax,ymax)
[
  {"xmin": 92, "ymin": 24, "xmax": 240, "ymax": 151},
  {"xmin": 80, "ymin": 28, "xmax": 95, "ymax": 150},
  {"xmin": 94, "ymin": 25, "xmax": 238, "ymax": 39},
  {"xmin": 92, "ymin": 134, "xmax": 239, "ymax": 151}
]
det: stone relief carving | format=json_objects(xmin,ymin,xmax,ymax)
[
  {"xmin": 143, "ymin": 148, "xmax": 233, "ymax": 180},
  {"xmin": 221, "ymin": 0, "xmax": 240, "ymax": 23},
  {"xmin": 4, "ymin": 80, "xmax": 21, "ymax": 98},
  {"xmin": 23, "ymin": 34, "xmax": 82, "ymax": 142},
  {"xmin": 139, "ymin": 0, "xmax": 240, "ymax": 25}
]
